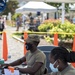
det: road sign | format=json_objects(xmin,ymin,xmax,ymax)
[{"xmin": 0, "ymin": 0, "xmax": 7, "ymax": 12}]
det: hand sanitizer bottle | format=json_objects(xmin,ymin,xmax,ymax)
[{"xmin": 8, "ymin": 66, "xmax": 14, "ymax": 75}]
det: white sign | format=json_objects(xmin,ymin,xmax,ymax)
[{"xmin": 4, "ymin": 69, "xmax": 19, "ymax": 75}]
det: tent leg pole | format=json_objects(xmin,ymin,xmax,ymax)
[{"xmin": 61, "ymin": 3, "xmax": 65, "ymax": 24}]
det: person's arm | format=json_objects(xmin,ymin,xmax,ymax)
[
  {"xmin": 16, "ymin": 51, "xmax": 46, "ymax": 74},
  {"xmin": 16, "ymin": 62, "xmax": 43, "ymax": 74},
  {"xmin": 9, "ymin": 56, "xmax": 26, "ymax": 66},
  {"xmin": 1, "ymin": 56, "xmax": 26, "ymax": 68}
]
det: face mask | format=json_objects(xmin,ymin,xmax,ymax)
[
  {"xmin": 49, "ymin": 61, "xmax": 58, "ymax": 72},
  {"xmin": 25, "ymin": 43, "xmax": 32, "ymax": 50}
]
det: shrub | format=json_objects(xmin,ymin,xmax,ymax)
[
  {"xmin": 38, "ymin": 23, "xmax": 54, "ymax": 32},
  {"xmin": 12, "ymin": 13, "xmax": 22, "ymax": 21},
  {"xmin": 38, "ymin": 19, "xmax": 75, "ymax": 40}
]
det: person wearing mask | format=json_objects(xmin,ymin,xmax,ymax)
[
  {"xmin": 44, "ymin": 46, "xmax": 75, "ymax": 75},
  {"xmin": 1, "ymin": 34, "xmax": 46, "ymax": 75}
]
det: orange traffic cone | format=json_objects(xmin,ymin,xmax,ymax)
[
  {"xmin": 71, "ymin": 35, "xmax": 75, "ymax": 67},
  {"xmin": 24, "ymin": 32, "xmax": 28, "ymax": 55},
  {"xmin": 2, "ymin": 31, "xmax": 8, "ymax": 61},
  {"xmin": 72, "ymin": 35, "xmax": 75, "ymax": 51},
  {"xmin": 54, "ymin": 33, "xmax": 58, "ymax": 46}
]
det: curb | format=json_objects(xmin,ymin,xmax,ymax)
[{"xmin": 12, "ymin": 35, "xmax": 24, "ymax": 43}]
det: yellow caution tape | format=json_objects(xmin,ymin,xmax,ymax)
[{"xmin": 1, "ymin": 30, "xmax": 75, "ymax": 36}]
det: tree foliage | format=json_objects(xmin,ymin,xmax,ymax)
[
  {"xmin": 2, "ymin": 0, "xmax": 19, "ymax": 15},
  {"xmin": 46, "ymin": 2, "xmax": 72, "ymax": 12}
]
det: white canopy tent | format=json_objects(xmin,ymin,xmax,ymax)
[
  {"xmin": 42, "ymin": 0, "xmax": 75, "ymax": 23},
  {"xmin": 17, "ymin": 0, "xmax": 75, "ymax": 23},
  {"xmin": 16, "ymin": 1, "xmax": 57, "ymax": 13}
]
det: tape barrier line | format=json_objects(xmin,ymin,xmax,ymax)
[
  {"xmin": 11, "ymin": 31, "xmax": 75, "ymax": 35},
  {"xmin": 1, "ymin": 31, "xmax": 75, "ymax": 36}
]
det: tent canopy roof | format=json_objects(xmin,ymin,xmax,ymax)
[{"xmin": 16, "ymin": 1, "xmax": 57, "ymax": 13}]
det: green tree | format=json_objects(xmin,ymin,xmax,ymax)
[
  {"xmin": 46, "ymin": 2, "xmax": 72, "ymax": 12},
  {"xmin": 2, "ymin": 0, "xmax": 19, "ymax": 15}
]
